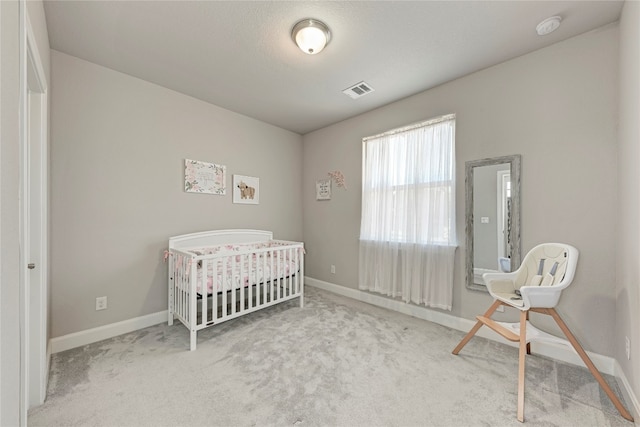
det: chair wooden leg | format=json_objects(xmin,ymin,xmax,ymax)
[
  {"xmin": 452, "ymin": 300, "xmax": 503, "ymax": 355},
  {"xmin": 525, "ymin": 311, "xmax": 531, "ymax": 354},
  {"xmin": 546, "ymin": 308, "xmax": 634, "ymax": 422},
  {"xmin": 517, "ymin": 310, "xmax": 527, "ymax": 422}
]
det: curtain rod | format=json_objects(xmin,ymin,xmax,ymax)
[{"xmin": 363, "ymin": 113, "xmax": 456, "ymax": 142}]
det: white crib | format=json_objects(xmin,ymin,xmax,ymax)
[{"xmin": 167, "ymin": 229, "xmax": 304, "ymax": 350}]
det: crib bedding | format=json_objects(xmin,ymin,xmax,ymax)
[
  {"xmin": 190, "ymin": 240, "xmax": 294, "ymax": 257},
  {"xmin": 184, "ymin": 240, "xmax": 301, "ymax": 295},
  {"xmin": 196, "ymin": 254, "xmax": 299, "ymax": 295}
]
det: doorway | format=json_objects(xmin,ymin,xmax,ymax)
[{"xmin": 19, "ymin": 6, "xmax": 49, "ymax": 422}]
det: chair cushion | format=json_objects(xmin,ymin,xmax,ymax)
[{"xmin": 514, "ymin": 244, "xmax": 569, "ymax": 288}]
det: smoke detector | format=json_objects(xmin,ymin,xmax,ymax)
[{"xmin": 536, "ymin": 16, "xmax": 562, "ymax": 36}]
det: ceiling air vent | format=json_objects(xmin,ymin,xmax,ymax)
[{"xmin": 342, "ymin": 81, "xmax": 375, "ymax": 99}]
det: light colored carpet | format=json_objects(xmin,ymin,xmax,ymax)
[{"xmin": 29, "ymin": 287, "xmax": 633, "ymax": 427}]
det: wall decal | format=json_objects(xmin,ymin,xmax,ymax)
[{"xmin": 328, "ymin": 170, "xmax": 347, "ymax": 189}]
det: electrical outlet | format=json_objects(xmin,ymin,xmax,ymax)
[
  {"xmin": 96, "ymin": 296, "xmax": 107, "ymax": 311},
  {"xmin": 625, "ymin": 336, "xmax": 630, "ymax": 360},
  {"xmin": 330, "ymin": 265, "xmax": 336, "ymax": 274}
]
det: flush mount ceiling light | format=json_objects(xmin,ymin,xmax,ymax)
[
  {"xmin": 536, "ymin": 16, "xmax": 562, "ymax": 36},
  {"xmin": 292, "ymin": 18, "xmax": 331, "ymax": 55}
]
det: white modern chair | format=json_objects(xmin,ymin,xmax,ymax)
[{"xmin": 453, "ymin": 243, "xmax": 633, "ymax": 423}]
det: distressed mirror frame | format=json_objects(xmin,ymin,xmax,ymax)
[{"xmin": 465, "ymin": 154, "xmax": 521, "ymax": 292}]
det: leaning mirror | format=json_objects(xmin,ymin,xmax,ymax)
[{"xmin": 465, "ymin": 155, "xmax": 521, "ymax": 291}]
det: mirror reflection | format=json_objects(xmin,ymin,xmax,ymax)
[{"xmin": 465, "ymin": 155, "xmax": 521, "ymax": 291}]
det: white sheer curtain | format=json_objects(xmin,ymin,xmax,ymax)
[{"xmin": 359, "ymin": 114, "xmax": 457, "ymax": 310}]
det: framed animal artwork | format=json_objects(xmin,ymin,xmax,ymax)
[{"xmin": 233, "ymin": 175, "xmax": 260, "ymax": 205}]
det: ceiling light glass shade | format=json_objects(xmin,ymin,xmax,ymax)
[{"xmin": 292, "ymin": 19, "xmax": 331, "ymax": 55}]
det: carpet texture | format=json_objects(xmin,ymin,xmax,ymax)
[{"xmin": 29, "ymin": 287, "xmax": 633, "ymax": 426}]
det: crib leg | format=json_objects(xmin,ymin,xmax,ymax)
[
  {"xmin": 168, "ymin": 311, "xmax": 173, "ymax": 326},
  {"xmin": 190, "ymin": 330, "xmax": 197, "ymax": 351},
  {"xmin": 299, "ymin": 294, "xmax": 304, "ymax": 308}
]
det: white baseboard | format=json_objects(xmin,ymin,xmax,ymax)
[
  {"xmin": 305, "ymin": 277, "xmax": 616, "ymax": 374},
  {"xmin": 49, "ymin": 310, "xmax": 168, "ymax": 354},
  {"xmin": 614, "ymin": 360, "xmax": 640, "ymax": 424}
]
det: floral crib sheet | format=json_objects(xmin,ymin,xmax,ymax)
[{"xmin": 187, "ymin": 241, "xmax": 302, "ymax": 295}]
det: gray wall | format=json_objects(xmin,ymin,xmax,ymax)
[
  {"xmin": 50, "ymin": 51, "xmax": 303, "ymax": 337},
  {"xmin": 303, "ymin": 25, "xmax": 619, "ymax": 357},
  {"xmin": 1, "ymin": 1, "xmax": 50, "ymax": 424},
  {"xmin": 616, "ymin": 0, "xmax": 639, "ymax": 413}
]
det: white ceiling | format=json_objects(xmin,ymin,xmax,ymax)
[{"xmin": 43, "ymin": 1, "xmax": 623, "ymax": 135}]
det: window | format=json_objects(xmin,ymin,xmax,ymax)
[
  {"xmin": 360, "ymin": 114, "xmax": 456, "ymax": 245},
  {"xmin": 358, "ymin": 114, "xmax": 456, "ymax": 310}
]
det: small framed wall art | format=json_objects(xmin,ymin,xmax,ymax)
[
  {"xmin": 316, "ymin": 179, "xmax": 331, "ymax": 200},
  {"xmin": 184, "ymin": 159, "xmax": 226, "ymax": 195},
  {"xmin": 233, "ymin": 175, "xmax": 260, "ymax": 204}
]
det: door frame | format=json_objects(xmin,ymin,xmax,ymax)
[{"xmin": 19, "ymin": 2, "xmax": 48, "ymax": 422}]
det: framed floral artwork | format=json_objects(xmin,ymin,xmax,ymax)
[
  {"xmin": 316, "ymin": 179, "xmax": 331, "ymax": 200},
  {"xmin": 184, "ymin": 159, "xmax": 226, "ymax": 195},
  {"xmin": 233, "ymin": 175, "xmax": 260, "ymax": 205}
]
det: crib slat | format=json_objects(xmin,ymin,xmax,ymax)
[
  {"xmin": 283, "ymin": 248, "xmax": 287, "ymax": 296},
  {"xmin": 180, "ymin": 257, "xmax": 183, "ymax": 320},
  {"xmin": 298, "ymin": 247, "xmax": 302, "ymax": 293},
  {"xmin": 285, "ymin": 249, "xmax": 288, "ymax": 296},
  {"xmin": 222, "ymin": 257, "xmax": 228, "ymax": 318},
  {"xmin": 201, "ymin": 259, "xmax": 208, "ymax": 325},
  {"xmin": 240, "ymin": 253, "xmax": 246, "ymax": 312},
  {"xmin": 282, "ymin": 248, "xmax": 287, "ymax": 297},
  {"xmin": 231, "ymin": 255, "xmax": 237, "ymax": 315},
  {"xmin": 183, "ymin": 257, "xmax": 188, "ymax": 321},
  {"xmin": 179, "ymin": 257, "xmax": 184, "ymax": 321},
  {"xmin": 279, "ymin": 248, "xmax": 284, "ymax": 297},
  {"xmin": 279, "ymin": 249, "xmax": 282, "ymax": 297},
  {"xmin": 288, "ymin": 248, "xmax": 292, "ymax": 297},
  {"xmin": 174, "ymin": 259, "xmax": 179, "ymax": 320},
  {"xmin": 279, "ymin": 249, "xmax": 284, "ymax": 298},
  {"xmin": 217, "ymin": 259, "xmax": 221, "ymax": 320},
  {"xmin": 174, "ymin": 258, "xmax": 179, "ymax": 320},
  {"xmin": 248, "ymin": 252, "xmax": 253, "ymax": 309},
  {"xmin": 182, "ymin": 257, "xmax": 193, "ymax": 322},
  {"xmin": 280, "ymin": 249, "xmax": 285, "ymax": 298},
  {"xmin": 273, "ymin": 249, "xmax": 277, "ymax": 301},
  {"xmin": 293, "ymin": 248, "xmax": 298, "ymax": 294},
  {"xmin": 176, "ymin": 258, "xmax": 180, "ymax": 320},
  {"xmin": 270, "ymin": 250, "xmax": 275, "ymax": 302},
  {"xmin": 190, "ymin": 256, "xmax": 197, "ymax": 334},
  {"xmin": 260, "ymin": 252, "xmax": 267, "ymax": 305},
  {"xmin": 184, "ymin": 257, "xmax": 188, "ymax": 321}
]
